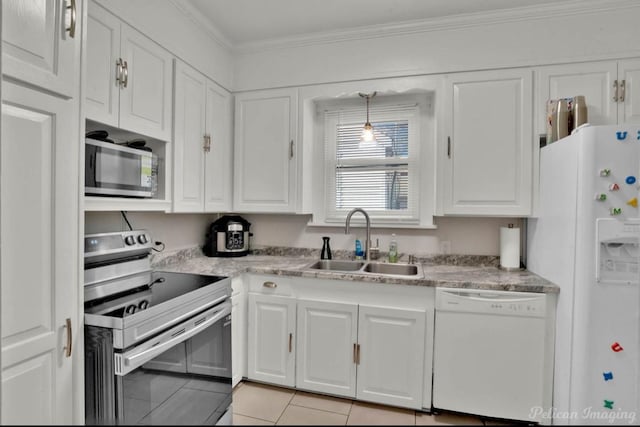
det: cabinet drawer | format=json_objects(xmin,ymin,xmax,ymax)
[{"xmin": 248, "ymin": 275, "xmax": 293, "ymax": 296}]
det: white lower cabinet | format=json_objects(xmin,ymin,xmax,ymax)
[
  {"xmin": 247, "ymin": 293, "xmax": 296, "ymax": 387},
  {"xmin": 296, "ymin": 300, "xmax": 358, "ymax": 397},
  {"xmin": 245, "ymin": 275, "xmax": 432, "ymax": 411},
  {"xmin": 356, "ymin": 305, "xmax": 426, "ymax": 409}
]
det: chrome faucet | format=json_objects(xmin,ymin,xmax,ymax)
[{"xmin": 345, "ymin": 208, "xmax": 371, "ymax": 261}]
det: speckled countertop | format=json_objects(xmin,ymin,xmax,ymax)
[{"xmin": 151, "ymin": 246, "xmax": 559, "ymax": 294}]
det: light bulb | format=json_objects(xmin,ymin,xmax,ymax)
[{"xmin": 361, "ymin": 122, "xmax": 374, "ymax": 142}]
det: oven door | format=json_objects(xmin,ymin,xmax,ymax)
[{"xmin": 85, "ymin": 302, "xmax": 232, "ymax": 425}]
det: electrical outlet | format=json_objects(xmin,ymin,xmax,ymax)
[{"xmin": 440, "ymin": 241, "xmax": 451, "ymax": 254}]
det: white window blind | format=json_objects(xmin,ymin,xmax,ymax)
[{"xmin": 323, "ymin": 102, "xmax": 420, "ymax": 224}]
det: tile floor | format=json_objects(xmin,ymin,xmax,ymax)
[{"xmin": 232, "ymin": 381, "xmax": 524, "ymax": 426}]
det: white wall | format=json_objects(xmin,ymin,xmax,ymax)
[{"xmin": 233, "ymin": 0, "xmax": 640, "ymax": 91}]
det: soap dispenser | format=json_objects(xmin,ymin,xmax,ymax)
[
  {"xmin": 321, "ymin": 236, "xmax": 332, "ymax": 260},
  {"xmin": 388, "ymin": 234, "xmax": 398, "ymax": 263}
]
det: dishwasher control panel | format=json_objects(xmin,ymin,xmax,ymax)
[{"xmin": 435, "ymin": 288, "xmax": 547, "ymax": 318}]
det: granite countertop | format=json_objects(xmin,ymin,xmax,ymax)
[{"xmin": 152, "ymin": 247, "xmax": 559, "ymax": 294}]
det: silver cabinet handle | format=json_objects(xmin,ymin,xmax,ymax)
[
  {"xmin": 447, "ymin": 136, "xmax": 451, "ymax": 158},
  {"xmin": 116, "ymin": 58, "xmax": 124, "ymax": 87},
  {"xmin": 66, "ymin": 0, "xmax": 77, "ymax": 38},
  {"xmin": 289, "ymin": 140, "xmax": 294, "ymax": 159},
  {"xmin": 64, "ymin": 318, "xmax": 72, "ymax": 358},
  {"xmin": 289, "ymin": 333, "xmax": 293, "ymax": 353},
  {"xmin": 613, "ymin": 80, "xmax": 619, "ymax": 102},
  {"xmin": 620, "ymin": 79, "xmax": 626, "ymax": 102},
  {"xmin": 353, "ymin": 343, "xmax": 357, "ymax": 363},
  {"xmin": 203, "ymin": 134, "xmax": 211, "ymax": 153},
  {"xmin": 263, "ymin": 281, "xmax": 277, "ymax": 288},
  {"xmin": 122, "ymin": 61, "xmax": 129, "ymax": 88}
]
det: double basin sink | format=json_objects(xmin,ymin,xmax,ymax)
[{"xmin": 304, "ymin": 259, "xmax": 422, "ymax": 278}]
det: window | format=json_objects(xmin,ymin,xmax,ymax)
[{"xmin": 322, "ymin": 97, "xmax": 421, "ymax": 224}]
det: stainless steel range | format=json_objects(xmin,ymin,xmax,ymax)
[{"xmin": 83, "ymin": 230, "xmax": 232, "ymax": 425}]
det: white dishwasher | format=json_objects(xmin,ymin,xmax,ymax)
[{"xmin": 432, "ymin": 288, "xmax": 554, "ymax": 424}]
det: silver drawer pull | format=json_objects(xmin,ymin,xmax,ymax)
[{"xmin": 263, "ymin": 281, "xmax": 277, "ymax": 288}]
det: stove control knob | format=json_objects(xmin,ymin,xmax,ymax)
[
  {"xmin": 124, "ymin": 235, "xmax": 136, "ymax": 246},
  {"xmin": 137, "ymin": 234, "xmax": 148, "ymax": 244},
  {"xmin": 138, "ymin": 300, "xmax": 149, "ymax": 310},
  {"xmin": 125, "ymin": 304, "xmax": 137, "ymax": 315}
]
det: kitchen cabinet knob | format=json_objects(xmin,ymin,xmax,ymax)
[
  {"xmin": 263, "ymin": 281, "xmax": 277, "ymax": 288},
  {"xmin": 65, "ymin": 0, "xmax": 77, "ymax": 39},
  {"xmin": 63, "ymin": 318, "xmax": 72, "ymax": 358}
]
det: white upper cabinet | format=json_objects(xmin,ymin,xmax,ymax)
[
  {"xmin": 2, "ymin": 0, "xmax": 80, "ymax": 98},
  {"xmin": 535, "ymin": 61, "xmax": 617, "ymax": 134},
  {"xmin": 173, "ymin": 60, "xmax": 232, "ymax": 213},
  {"xmin": 618, "ymin": 59, "xmax": 640, "ymax": 124},
  {"xmin": 440, "ymin": 69, "xmax": 533, "ymax": 216},
  {"xmin": 85, "ymin": 1, "xmax": 172, "ymax": 141},
  {"xmin": 536, "ymin": 59, "xmax": 640, "ymax": 134},
  {"xmin": 234, "ymin": 88, "xmax": 298, "ymax": 213}
]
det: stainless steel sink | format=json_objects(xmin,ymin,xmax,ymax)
[
  {"xmin": 307, "ymin": 260, "xmax": 366, "ymax": 271},
  {"xmin": 306, "ymin": 260, "xmax": 422, "ymax": 277},
  {"xmin": 363, "ymin": 262, "xmax": 419, "ymax": 276}
]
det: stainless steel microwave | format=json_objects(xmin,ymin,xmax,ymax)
[{"xmin": 85, "ymin": 138, "xmax": 157, "ymax": 198}]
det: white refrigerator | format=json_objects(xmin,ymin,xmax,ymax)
[{"xmin": 528, "ymin": 124, "xmax": 640, "ymax": 425}]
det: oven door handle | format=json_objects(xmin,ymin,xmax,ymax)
[{"xmin": 116, "ymin": 302, "xmax": 231, "ymax": 375}]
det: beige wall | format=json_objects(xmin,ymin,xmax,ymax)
[{"xmin": 85, "ymin": 212, "xmax": 523, "ymax": 256}]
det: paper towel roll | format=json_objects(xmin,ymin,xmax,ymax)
[{"xmin": 500, "ymin": 226, "xmax": 520, "ymax": 269}]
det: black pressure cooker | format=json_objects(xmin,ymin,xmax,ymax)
[{"xmin": 203, "ymin": 215, "xmax": 252, "ymax": 257}]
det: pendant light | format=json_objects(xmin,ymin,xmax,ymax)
[{"xmin": 359, "ymin": 92, "xmax": 377, "ymax": 146}]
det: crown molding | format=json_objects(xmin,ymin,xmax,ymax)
[
  {"xmin": 167, "ymin": 0, "xmax": 233, "ymax": 50},
  {"xmin": 233, "ymin": 0, "xmax": 640, "ymax": 54}
]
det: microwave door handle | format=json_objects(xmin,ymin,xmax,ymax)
[{"xmin": 120, "ymin": 304, "xmax": 231, "ymax": 374}]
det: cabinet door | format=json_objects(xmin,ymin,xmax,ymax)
[
  {"xmin": 85, "ymin": 1, "xmax": 120, "ymax": 127},
  {"xmin": 620, "ymin": 59, "xmax": 640, "ymax": 124},
  {"xmin": 356, "ymin": 305, "xmax": 426, "ymax": 410},
  {"xmin": 1, "ymin": 82, "xmax": 79, "ymax": 424},
  {"xmin": 442, "ymin": 69, "xmax": 533, "ymax": 216},
  {"xmin": 296, "ymin": 299, "xmax": 358, "ymax": 398},
  {"xmin": 173, "ymin": 60, "xmax": 206, "ymax": 212},
  {"xmin": 2, "ymin": 0, "xmax": 79, "ymax": 98},
  {"xmin": 247, "ymin": 294, "xmax": 296, "ymax": 387},
  {"xmin": 204, "ymin": 80, "xmax": 233, "ymax": 212},
  {"xmin": 234, "ymin": 88, "xmax": 298, "ymax": 212},
  {"xmin": 536, "ymin": 61, "xmax": 617, "ymax": 133},
  {"xmin": 119, "ymin": 24, "xmax": 173, "ymax": 141}
]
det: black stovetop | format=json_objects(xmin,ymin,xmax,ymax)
[{"xmin": 84, "ymin": 271, "xmax": 228, "ymax": 318}]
